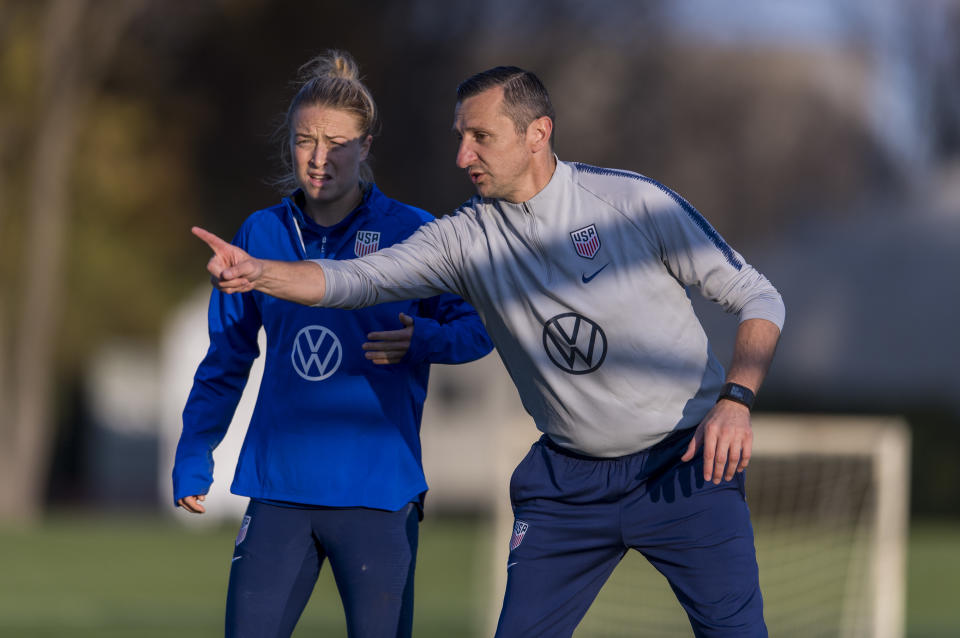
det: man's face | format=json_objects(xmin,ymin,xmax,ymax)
[
  {"xmin": 291, "ymin": 104, "xmax": 370, "ymax": 215},
  {"xmin": 453, "ymin": 87, "xmax": 533, "ymax": 203}
]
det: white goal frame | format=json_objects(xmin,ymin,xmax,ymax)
[{"xmin": 749, "ymin": 414, "xmax": 910, "ymax": 638}]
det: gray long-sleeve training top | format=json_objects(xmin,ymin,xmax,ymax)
[{"xmin": 317, "ymin": 160, "xmax": 785, "ymax": 457}]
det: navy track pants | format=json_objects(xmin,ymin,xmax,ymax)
[
  {"xmin": 225, "ymin": 500, "xmax": 419, "ymax": 638},
  {"xmin": 495, "ymin": 428, "xmax": 767, "ymax": 638}
]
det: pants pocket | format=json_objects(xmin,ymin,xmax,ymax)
[{"xmin": 509, "ymin": 440, "xmax": 545, "ymax": 505}]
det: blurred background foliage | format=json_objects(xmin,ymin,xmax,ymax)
[
  {"xmin": 1, "ymin": 0, "xmax": 959, "ymax": 518},
  {"xmin": 2, "ymin": 0, "xmax": 960, "ymax": 635}
]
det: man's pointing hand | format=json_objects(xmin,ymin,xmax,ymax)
[{"xmin": 192, "ymin": 226, "xmax": 263, "ymax": 293}]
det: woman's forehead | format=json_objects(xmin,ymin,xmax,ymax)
[{"xmin": 293, "ymin": 104, "xmax": 364, "ymax": 135}]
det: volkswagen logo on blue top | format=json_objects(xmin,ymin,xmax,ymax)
[
  {"xmin": 543, "ymin": 313, "xmax": 607, "ymax": 374},
  {"xmin": 292, "ymin": 325, "xmax": 342, "ymax": 381}
]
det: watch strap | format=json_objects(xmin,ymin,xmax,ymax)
[{"xmin": 717, "ymin": 382, "xmax": 755, "ymax": 410}]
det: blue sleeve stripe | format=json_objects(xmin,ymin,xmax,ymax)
[{"xmin": 574, "ymin": 163, "xmax": 743, "ymax": 270}]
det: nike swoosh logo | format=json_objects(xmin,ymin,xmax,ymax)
[
  {"xmin": 507, "ymin": 562, "xmax": 518, "ymax": 569},
  {"xmin": 581, "ymin": 263, "xmax": 609, "ymax": 283},
  {"xmin": 231, "ymin": 556, "xmax": 242, "ymax": 562}
]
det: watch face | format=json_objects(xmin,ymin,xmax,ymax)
[{"xmin": 721, "ymin": 383, "xmax": 754, "ymax": 408}]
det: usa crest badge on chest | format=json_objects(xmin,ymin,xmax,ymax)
[
  {"xmin": 354, "ymin": 230, "xmax": 381, "ymax": 256},
  {"xmin": 570, "ymin": 224, "xmax": 600, "ymax": 259}
]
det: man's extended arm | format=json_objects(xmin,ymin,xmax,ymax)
[{"xmin": 193, "ymin": 227, "xmax": 328, "ymax": 305}]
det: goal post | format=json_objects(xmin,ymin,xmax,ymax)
[
  {"xmin": 746, "ymin": 415, "xmax": 910, "ymax": 638},
  {"xmin": 488, "ymin": 414, "xmax": 911, "ymax": 638}
]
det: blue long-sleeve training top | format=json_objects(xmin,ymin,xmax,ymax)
[{"xmin": 172, "ymin": 183, "xmax": 493, "ymax": 510}]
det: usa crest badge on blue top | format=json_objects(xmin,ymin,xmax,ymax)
[{"xmin": 354, "ymin": 230, "xmax": 381, "ymax": 256}]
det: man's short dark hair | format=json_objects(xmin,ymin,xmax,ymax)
[{"xmin": 457, "ymin": 66, "xmax": 555, "ymax": 146}]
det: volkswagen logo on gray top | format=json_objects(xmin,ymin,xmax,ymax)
[
  {"xmin": 291, "ymin": 325, "xmax": 342, "ymax": 381},
  {"xmin": 542, "ymin": 313, "xmax": 607, "ymax": 374}
]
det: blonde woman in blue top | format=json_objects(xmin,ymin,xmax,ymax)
[{"xmin": 172, "ymin": 51, "xmax": 492, "ymax": 638}]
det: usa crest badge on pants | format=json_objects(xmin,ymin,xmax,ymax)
[
  {"xmin": 510, "ymin": 520, "xmax": 529, "ymax": 550},
  {"xmin": 235, "ymin": 515, "xmax": 251, "ymax": 546}
]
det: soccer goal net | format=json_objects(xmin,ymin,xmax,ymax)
[{"xmin": 488, "ymin": 414, "xmax": 910, "ymax": 638}]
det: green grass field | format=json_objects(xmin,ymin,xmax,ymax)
[
  {"xmin": 0, "ymin": 513, "xmax": 494, "ymax": 638},
  {"xmin": 0, "ymin": 514, "xmax": 957, "ymax": 637}
]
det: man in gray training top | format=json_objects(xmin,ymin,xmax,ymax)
[{"xmin": 195, "ymin": 66, "xmax": 784, "ymax": 637}]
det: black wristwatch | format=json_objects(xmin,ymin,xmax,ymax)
[{"xmin": 717, "ymin": 382, "xmax": 755, "ymax": 410}]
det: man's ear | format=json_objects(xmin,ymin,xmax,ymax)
[{"xmin": 527, "ymin": 116, "xmax": 553, "ymax": 153}]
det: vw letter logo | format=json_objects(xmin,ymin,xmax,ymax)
[
  {"xmin": 542, "ymin": 312, "xmax": 607, "ymax": 375},
  {"xmin": 291, "ymin": 325, "xmax": 342, "ymax": 381}
]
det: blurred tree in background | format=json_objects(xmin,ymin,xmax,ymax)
[
  {"xmin": 0, "ymin": 0, "xmax": 154, "ymax": 521},
  {"xmin": 1, "ymin": 0, "xmax": 958, "ymax": 522}
]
